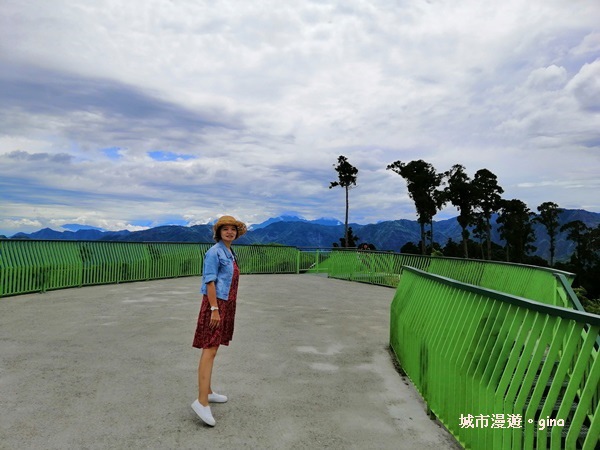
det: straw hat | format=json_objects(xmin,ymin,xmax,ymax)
[{"xmin": 213, "ymin": 215, "xmax": 247, "ymax": 238}]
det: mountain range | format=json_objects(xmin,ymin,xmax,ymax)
[{"xmin": 6, "ymin": 210, "xmax": 600, "ymax": 263}]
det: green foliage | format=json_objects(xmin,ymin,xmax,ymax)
[
  {"xmin": 442, "ymin": 164, "xmax": 475, "ymax": 258},
  {"xmin": 442, "ymin": 238, "xmax": 482, "ymax": 258},
  {"xmin": 534, "ymin": 201, "xmax": 562, "ymax": 266},
  {"xmin": 330, "ymin": 155, "xmax": 358, "ymax": 248},
  {"xmin": 400, "ymin": 240, "xmax": 442, "ymax": 256},
  {"xmin": 387, "ymin": 159, "xmax": 444, "ymax": 254},
  {"xmin": 560, "ymin": 220, "xmax": 599, "ymax": 270},
  {"xmin": 573, "ymin": 287, "xmax": 600, "ymax": 315},
  {"xmin": 471, "ymin": 169, "xmax": 504, "ymax": 260},
  {"xmin": 400, "ymin": 241, "xmax": 421, "ymax": 255},
  {"xmin": 333, "ymin": 226, "xmax": 360, "ymax": 248},
  {"xmin": 383, "ymin": 158, "xmax": 597, "ymax": 306},
  {"xmin": 554, "ymin": 222, "xmax": 600, "ymax": 305},
  {"xmin": 522, "ymin": 254, "xmax": 549, "ymax": 267},
  {"xmin": 329, "ymin": 155, "xmax": 358, "ymax": 189},
  {"xmin": 497, "ymin": 199, "xmax": 536, "ymax": 263}
]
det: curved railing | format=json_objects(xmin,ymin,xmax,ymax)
[
  {"xmin": 0, "ymin": 241, "xmax": 578, "ymax": 308},
  {"xmin": 1, "ymin": 240, "xmax": 597, "ymax": 449},
  {"xmin": 390, "ymin": 266, "xmax": 599, "ymax": 450},
  {"xmin": 322, "ymin": 250, "xmax": 576, "ymax": 308},
  {"xmin": 0, "ymin": 240, "xmax": 300, "ymax": 297}
]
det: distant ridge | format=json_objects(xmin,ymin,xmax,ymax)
[
  {"xmin": 7, "ymin": 209, "xmax": 600, "ymax": 262},
  {"xmin": 61, "ymin": 223, "xmax": 105, "ymax": 232},
  {"xmin": 10, "ymin": 227, "xmax": 131, "ymax": 241},
  {"xmin": 249, "ymin": 215, "xmax": 343, "ymax": 230}
]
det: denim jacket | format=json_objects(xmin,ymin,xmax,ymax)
[{"xmin": 200, "ymin": 241, "xmax": 236, "ymax": 300}]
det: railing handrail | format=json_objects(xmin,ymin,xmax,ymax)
[
  {"xmin": 298, "ymin": 246, "xmax": 575, "ymax": 277},
  {"xmin": 390, "ymin": 266, "xmax": 599, "ymax": 450},
  {"xmin": 403, "ymin": 266, "xmax": 600, "ymax": 325},
  {"xmin": 3, "ymin": 239, "xmax": 576, "ymax": 276},
  {"xmin": 4, "ymin": 238, "xmax": 301, "ymax": 249},
  {"xmin": 1, "ymin": 241, "xmax": 582, "ymax": 304},
  {"xmin": 555, "ymin": 272, "xmax": 600, "ymax": 351}
]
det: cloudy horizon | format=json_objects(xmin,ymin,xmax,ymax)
[{"xmin": 1, "ymin": 0, "xmax": 599, "ymax": 236}]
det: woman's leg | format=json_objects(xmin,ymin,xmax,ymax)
[{"xmin": 198, "ymin": 346, "xmax": 219, "ymax": 406}]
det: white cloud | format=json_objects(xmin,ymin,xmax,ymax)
[
  {"xmin": 567, "ymin": 59, "xmax": 600, "ymax": 111},
  {"xmin": 526, "ymin": 65, "xmax": 568, "ymax": 90},
  {"xmin": 0, "ymin": 0, "xmax": 599, "ymax": 236},
  {"xmin": 0, "ymin": 218, "xmax": 43, "ymax": 235},
  {"xmin": 571, "ymin": 31, "xmax": 600, "ymax": 56}
]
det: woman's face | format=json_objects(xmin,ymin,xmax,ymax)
[{"xmin": 220, "ymin": 224, "xmax": 237, "ymax": 243}]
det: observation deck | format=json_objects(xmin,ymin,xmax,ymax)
[
  {"xmin": 0, "ymin": 273, "xmax": 460, "ymax": 450},
  {"xmin": 1, "ymin": 240, "xmax": 598, "ymax": 449}
]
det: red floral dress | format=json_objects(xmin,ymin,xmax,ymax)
[{"xmin": 192, "ymin": 261, "xmax": 239, "ymax": 348}]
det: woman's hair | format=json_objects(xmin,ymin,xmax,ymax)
[{"xmin": 214, "ymin": 225, "xmax": 238, "ymax": 242}]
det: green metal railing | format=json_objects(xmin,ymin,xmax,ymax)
[
  {"xmin": 0, "ymin": 240, "xmax": 206, "ymax": 296},
  {"xmin": 323, "ymin": 250, "xmax": 576, "ymax": 308},
  {"xmin": 0, "ymin": 241, "xmax": 578, "ymax": 306},
  {"xmin": 390, "ymin": 266, "xmax": 599, "ymax": 450},
  {"xmin": 235, "ymin": 244, "xmax": 300, "ymax": 274},
  {"xmin": 297, "ymin": 248, "xmax": 335, "ymax": 273},
  {"xmin": 0, "ymin": 240, "xmax": 303, "ymax": 297},
  {"xmin": 320, "ymin": 249, "xmax": 431, "ymax": 284},
  {"xmin": 427, "ymin": 257, "xmax": 576, "ymax": 308},
  {"xmin": 1, "ymin": 240, "xmax": 598, "ymax": 449}
]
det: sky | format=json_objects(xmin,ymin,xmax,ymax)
[{"xmin": 1, "ymin": 0, "xmax": 599, "ymax": 236}]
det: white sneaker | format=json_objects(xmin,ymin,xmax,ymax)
[
  {"xmin": 192, "ymin": 400, "xmax": 216, "ymax": 426},
  {"xmin": 208, "ymin": 392, "xmax": 228, "ymax": 403}
]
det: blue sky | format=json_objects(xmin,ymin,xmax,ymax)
[{"xmin": 1, "ymin": 0, "xmax": 599, "ymax": 236}]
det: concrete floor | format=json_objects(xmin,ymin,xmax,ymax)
[{"xmin": 0, "ymin": 274, "xmax": 461, "ymax": 450}]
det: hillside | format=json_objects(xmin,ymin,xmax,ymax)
[{"xmin": 7, "ymin": 209, "xmax": 600, "ymax": 263}]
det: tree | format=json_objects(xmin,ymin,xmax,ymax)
[
  {"xmin": 400, "ymin": 241, "xmax": 421, "ymax": 255},
  {"xmin": 333, "ymin": 226, "xmax": 360, "ymax": 248},
  {"xmin": 329, "ymin": 155, "xmax": 358, "ymax": 248},
  {"xmin": 559, "ymin": 222, "xmax": 600, "ymax": 303},
  {"xmin": 442, "ymin": 238, "xmax": 462, "ymax": 257},
  {"xmin": 591, "ymin": 224, "xmax": 600, "ymax": 254},
  {"xmin": 471, "ymin": 169, "xmax": 504, "ymax": 260},
  {"xmin": 387, "ymin": 159, "xmax": 444, "ymax": 255},
  {"xmin": 497, "ymin": 199, "xmax": 536, "ymax": 263},
  {"xmin": 573, "ymin": 287, "xmax": 600, "ymax": 315},
  {"xmin": 471, "ymin": 214, "xmax": 487, "ymax": 259},
  {"xmin": 442, "ymin": 164, "xmax": 475, "ymax": 258},
  {"xmin": 534, "ymin": 202, "xmax": 562, "ymax": 266},
  {"xmin": 560, "ymin": 220, "xmax": 593, "ymax": 269}
]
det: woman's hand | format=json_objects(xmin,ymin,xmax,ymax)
[{"xmin": 210, "ymin": 309, "xmax": 221, "ymax": 329}]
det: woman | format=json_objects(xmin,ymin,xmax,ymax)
[{"xmin": 191, "ymin": 215, "xmax": 246, "ymax": 427}]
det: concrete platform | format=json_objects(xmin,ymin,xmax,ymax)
[{"xmin": 0, "ymin": 274, "xmax": 461, "ymax": 449}]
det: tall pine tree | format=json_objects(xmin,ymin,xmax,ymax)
[{"xmin": 329, "ymin": 155, "xmax": 358, "ymax": 248}]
